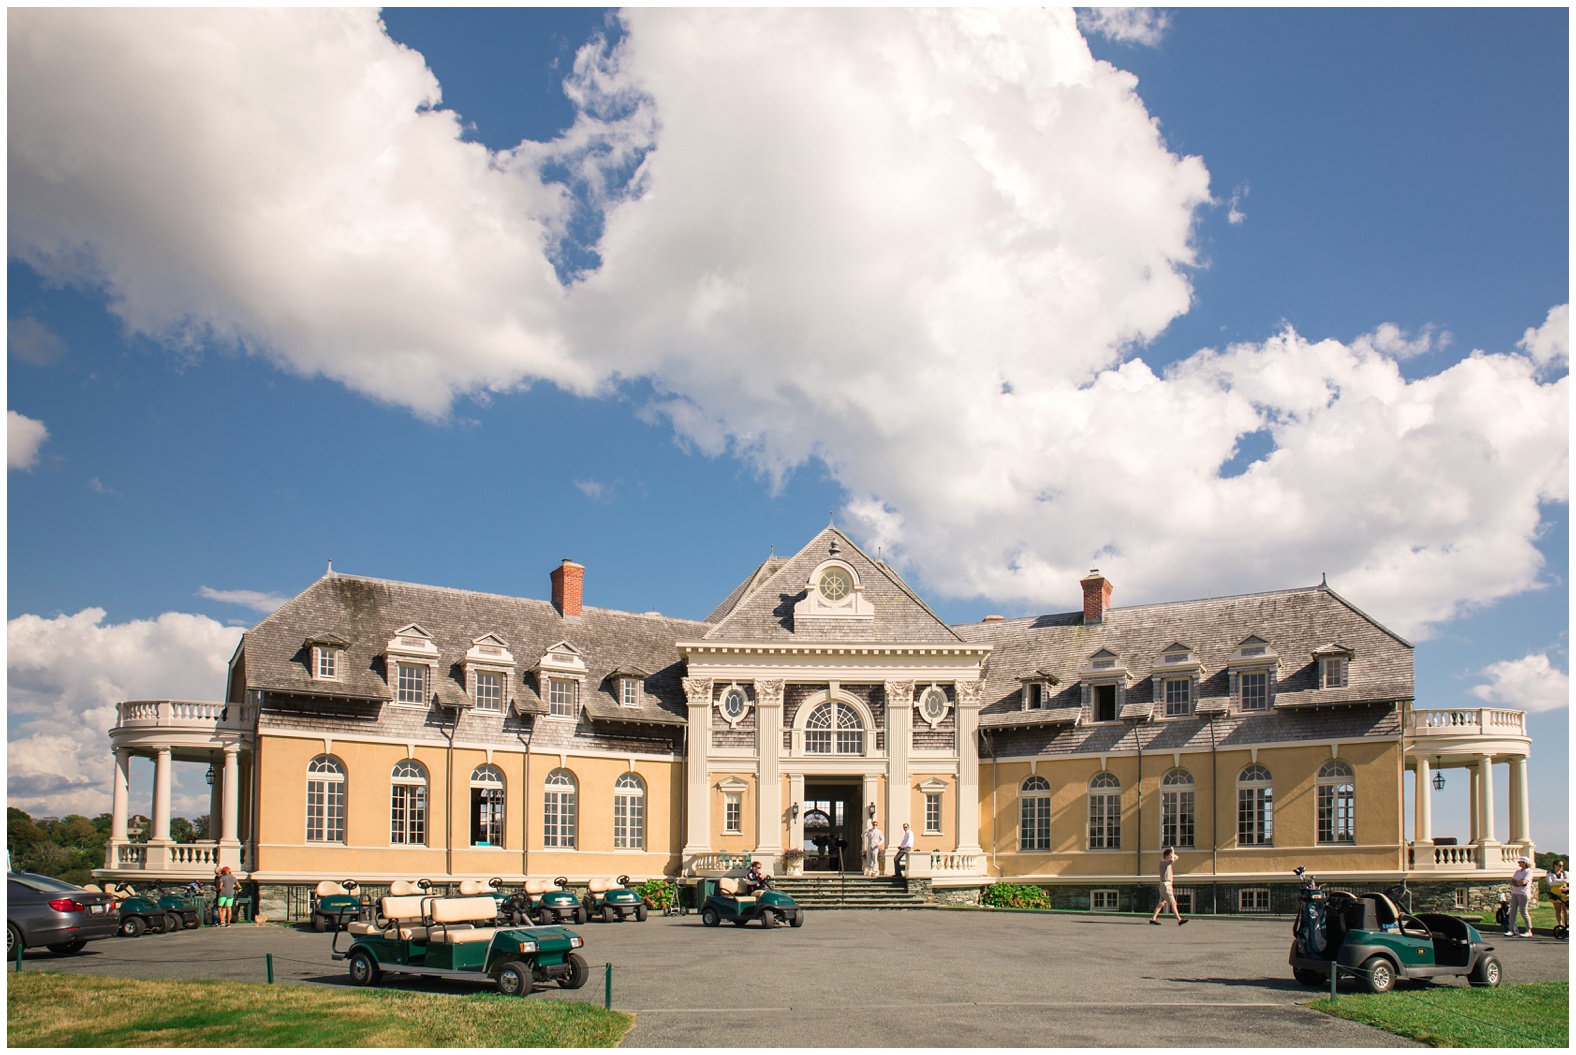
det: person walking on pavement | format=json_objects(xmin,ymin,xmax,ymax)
[
  {"xmin": 864, "ymin": 819, "xmax": 885, "ymax": 877},
  {"xmin": 1507, "ymin": 855, "xmax": 1534, "ymax": 937},
  {"xmin": 215, "ymin": 866, "xmax": 239, "ymax": 927},
  {"xmin": 893, "ymin": 822, "xmax": 915, "ymax": 878},
  {"xmin": 1149, "ymin": 847, "xmax": 1188, "ymax": 926}
]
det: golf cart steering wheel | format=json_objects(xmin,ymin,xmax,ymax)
[
  {"xmin": 617, "ymin": 875, "xmax": 631, "ymax": 887},
  {"xmin": 554, "ymin": 876, "xmax": 569, "ymax": 889}
]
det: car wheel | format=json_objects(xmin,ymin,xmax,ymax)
[
  {"xmin": 121, "ymin": 915, "xmax": 146, "ymax": 938},
  {"xmin": 575, "ymin": 906, "xmax": 588, "ymax": 926},
  {"xmin": 635, "ymin": 904, "xmax": 648, "ymax": 923},
  {"xmin": 1359, "ymin": 956, "xmax": 1396, "ymax": 995},
  {"xmin": 348, "ymin": 950, "xmax": 381, "ymax": 987},
  {"xmin": 559, "ymin": 952, "xmax": 589, "ymax": 990},
  {"xmin": 496, "ymin": 961, "xmax": 531, "ymax": 997},
  {"xmin": 701, "ymin": 907, "xmax": 720, "ymax": 928},
  {"xmin": 48, "ymin": 939, "xmax": 89, "ymax": 955},
  {"xmin": 789, "ymin": 912, "xmax": 804, "ymax": 928},
  {"xmin": 1292, "ymin": 968, "xmax": 1326, "ymax": 987},
  {"xmin": 760, "ymin": 909, "xmax": 778, "ymax": 929},
  {"xmin": 8, "ymin": 924, "xmax": 23, "ymax": 956},
  {"xmin": 312, "ymin": 915, "xmax": 328, "ymax": 933},
  {"xmin": 1468, "ymin": 954, "xmax": 1502, "ymax": 988}
]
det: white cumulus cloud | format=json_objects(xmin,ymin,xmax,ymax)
[
  {"xmin": 5, "ymin": 8, "xmax": 1569, "ymax": 645},
  {"xmin": 8, "ymin": 410, "xmax": 50, "ymax": 470},
  {"xmin": 1076, "ymin": 8, "xmax": 1171, "ymax": 47},
  {"xmin": 1471, "ymin": 652, "xmax": 1570, "ymax": 713},
  {"xmin": 7, "ymin": 609, "xmax": 244, "ymax": 816},
  {"xmin": 197, "ymin": 586, "xmax": 289, "ymax": 613}
]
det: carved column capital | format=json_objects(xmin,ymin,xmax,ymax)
[
  {"xmin": 682, "ymin": 677, "xmax": 714, "ymax": 707},
  {"xmin": 883, "ymin": 680, "xmax": 916, "ymax": 707},
  {"xmin": 754, "ymin": 679, "xmax": 785, "ymax": 706},
  {"xmin": 955, "ymin": 680, "xmax": 983, "ymax": 707}
]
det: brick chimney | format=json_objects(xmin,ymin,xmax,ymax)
[
  {"xmin": 1080, "ymin": 569, "xmax": 1113, "ymax": 625},
  {"xmin": 551, "ymin": 559, "xmax": 584, "ymax": 618}
]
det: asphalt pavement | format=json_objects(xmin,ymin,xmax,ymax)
[{"xmin": 12, "ymin": 909, "xmax": 1570, "ymax": 1047}]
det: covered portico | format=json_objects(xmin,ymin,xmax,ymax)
[
  {"xmin": 100, "ymin": 700, "xmax": 256, "ymax": 880},
  {"xmin": 1405, "ymin": 707, "xmax": 1533, "ymax": 873}
]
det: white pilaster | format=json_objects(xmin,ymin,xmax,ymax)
[
  {"xmin": 1509, "ymin": 755, "xmax": 1531, "ymax": 845},
  {"xmin": 110, "ymin": 749, "xmax": 131, "ymax": 842},
  {"xmin": 754, "ymin": 679, "xmax": 784, "ymax": 857},
  {"xmin": 953, "ymin": 680, "xmax": 984, "ymax": 855},
  {"xmin": 151, "ymin": 747, "xmax": 173, "ymax": 842},
  {"xmin": 682, "ymin": 677, "xmax": 714, "ymax": 857},
  {"xmin": 884, "ymin": 680, "xmax": 915, "ymax": 837},
  {"xmin": 1414, "ymin": 757, "xmax": 1433, "ymax": 845},
  {"xmin": 221, "ymin": 746, "xmax": 240, "ymax": 843}
]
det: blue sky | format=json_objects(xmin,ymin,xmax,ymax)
[{"xmin": 7, "ymin": 8, "xmax": 1567, "ymax": 850}]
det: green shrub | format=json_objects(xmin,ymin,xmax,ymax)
[
  {"xmin": 982, "ymin": 882, "xmax": 1052, "ymax": 909},
  {"xmin": 637, "ymin": 878, "xmax": 674, "ymax": 910}
]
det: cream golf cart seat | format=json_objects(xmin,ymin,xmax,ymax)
[
  {"xmin": 315, "ymin": 880, "xmax": 349, "ymax": 898},
  {"xmin": 346, "ymin": 894, "xmax": 429, "ymax": 940},
  {"xmin": 457, "ymin": 879, "xmax": 491, "ymax": 896},
  {"xmin": 587, "ymin": 878, "xmax": 616, "ymax": 895},
  {"xmin": 388, "ymin": 880, "xmax": 423, "ymax": 896},
  {"xmin": 524, "ymin": 877, "xmax": 554, "ymax": 901},
  {"xmin": 426, "ymin": 896, "xmax": 503, "ymax": 944},
  {"xmin": 717, "ymin": 877, "xmax": 757, "ymax": 904}
]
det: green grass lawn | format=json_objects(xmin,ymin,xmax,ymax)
[
  {"xmin": 8, "ymin": 971, "xmax": 633, "ymax": 1047},
  {"xmin": 1472, "ymin": 905, "xmax": 1559, "ymax": 931},
  {"xmin": 1311, "ymin": 981, "xmax": 1567, "ymax": 1048}
]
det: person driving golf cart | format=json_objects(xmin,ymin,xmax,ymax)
[{"xmin": 741, "ymin": 861, "xmax": 769, "ymax": 894}]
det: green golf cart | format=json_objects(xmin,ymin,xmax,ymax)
[
  {"xmin": 310, "ymin": 880, "xmax": 365, "ymax": 932},
  {"xmin": 700, "ymin": 875, "xmax": 804, "ymax": 929},
  {"xmin": 587, "ymin": 875, "xmax": 649, "ymax": 922}
]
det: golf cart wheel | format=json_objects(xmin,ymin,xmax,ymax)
[
  {"xmin": 701, "ymin": 907, "xmax": 720, "ymax": 928},
  {"xmin": 311, "ymin": 914, "xmax": 328, "ymax": 933},
  {"xmin": 348, "ymin": 950, "xmax": 381, "ymax": 987},
  {"xmin": 575, "ymin": 905, "xmax": 588, "ymax": 926},
  {"xmin": 48, "ymin": 939, "xmax": 89, "ymax": 954},
  {"xmin": 1292, "ymin": 967, "xmax": 1326, "ymax": 987},
  {"xmin": 183, "ymin": 915, "xmax": 200, "ymax": 929},
  {"xmin": 559, "ymin": 952, "xmax": 589, "ymax": 990},
  {"xmin": 1359, "ymin": 956, "xmax": 1396, "ymax": 995},
  {"xmin": 165, "ymin": 913, "xmax": 184, "ymax": 934},
  {"xmin": 602, "ymin": 905, "xmax": 616, "ymax": 924},
  {"xmin": 496, "ymin": 961, "xmax": 531, "ymax": 997},
  {"xmin": 7, "ymin": 924, "xmax": 23, "ymax": 956},
  {"xmin": 1468, "ymin": 954, "xmax": 1502, "ymax": 988},
  {"xmin": 635, "ymin": 904, "xmax": 648, "ymax": 923},
  {"xmin": 760, "ymin": 909, "xmax": 778, "ymax": 929},
  {"xmin": 789, "ymin": 912, "xmax": 804, "ymax": 928},
  {"xmin": 120, "ymin": 915, "xmax": 146, "ymax": 938}
]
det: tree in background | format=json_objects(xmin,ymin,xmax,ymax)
[{"xmin": 6, "ymin": 808, "xmax": 205, "ymax": 886}]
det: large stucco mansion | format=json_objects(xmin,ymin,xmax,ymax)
[{"xmin": 99, "ymin": 526, "xmax": 1537, "ymax": 913}]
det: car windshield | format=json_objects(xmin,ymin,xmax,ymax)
[{"xmin": 10, "ymin": 872, "xmax": 86, "ymax": 893}]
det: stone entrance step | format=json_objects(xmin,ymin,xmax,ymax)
[{"xmin": 768, "ymin": 874, "xmax": 933, "ymax": 910}]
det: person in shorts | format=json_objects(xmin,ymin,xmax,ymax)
[
  {"xmin": 216, "ymin": 866, "xmax": 239, "ymax": 927},
  {"xmin": 1148, "ymin": 847, "xmax": 1188, "ymax": 926}
]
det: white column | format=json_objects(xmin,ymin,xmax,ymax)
[
  {"xmin": 1508, "ymin": 755, "xmax": 1531, "ymax": 845},
  {"xmin": 1414, "ymin": 758, "xmax": 1433, "ymax": 844},
  {"xmin": 1468, "ymin": 767, "xmax": 1480, "ymax": 843},
  {"xmin": 151, "ymin": 747, "xmax": 173, "ymax": 842},
  {"xmin": 681, "ymin": 678, "xmax": 714, "ymax": 858},
  {"xmin": 208, "ymin": 755, "xmax": 222, "ymax": 837},
  {"xmin": 1476, "ymin": 755, "xmax": 1497, "ymax": 866},
  {"xmin": 754, "ymin": 680, "xmax": 784, "ymax": 859},
  {"xmin": 953, "ymin": 680, "xmax": 984, "ymax": 856},
  {"xmin": 110, "ymin": 749, "xmax": 131, "ymax": 842},
  {"xmin": 221, "ymin": 746, "xmax": 240, "ymax": 843},
  {"xmin": 884, "ymin": 680, "xmax": 915, "ymax": 837}
]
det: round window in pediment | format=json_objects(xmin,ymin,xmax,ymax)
[
  {"xmin": 921, "ymin": 687, "xmax": 948, "ymax": 722},
  {"xmin": 720, "ymin": 687, "xmax": 747, "ymax": 722},
  {"xmin": 818, "ymin": 566, "xmax": 854, "ymax": 603}
]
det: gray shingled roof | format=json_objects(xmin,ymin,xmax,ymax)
[
  {"xmin": 703, "ymin": 527, "xmax": 963, "ymax": 644},
  {"xmin": 240, "ymin": 573, "xmax": 709, "ymax": 726},
  {"xmin": 958, "ymin": 584, "xmax": 1413, "ymax": 731},
  {"xmin": 705, "ymin": 555, "xmax": 789, "ymax": 624}
]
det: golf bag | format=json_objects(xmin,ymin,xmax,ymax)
[{"xmin": 1292, "ymin": 867, "xmax": 1329, "ymax": 958}]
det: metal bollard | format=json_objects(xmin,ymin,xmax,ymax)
[
  {"xmin": 1328, "ymin": 964, "xmax": 1338, "ymax": 1002},
  {"xmin": 266, "ymin": 953, "xmax": 275, "ymax": 984},
  {"xmin": 14, "ymin": 942, "xmax": 22, "ymax": 972},
  {"xmin": 604, "ymin": 962, "xmax": 612, "ymax": 1010}
]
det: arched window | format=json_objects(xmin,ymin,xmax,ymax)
[
  {"xmin": 306, "ymin": 755, "xmax": 345, "ymax": 843},
  {"xmin": 805, "ymin": 701, "xmax": 864, "ymax": 754},
  {"xmin": 1237, "ymin": 764, "xmax": 1274, "ymax": 846},
  {"xmin": 544, "ymin": 769, "xmax": 577, "ymax": 849},
  {"xmin": 1317, "ymin": 760, "xmax": 1355, "ymax": 844},
  {"xmin": 470, "ymin": 764, "xmax": 505, "ymax": 847},
  {"xmin": 390, "ymin": 759, "xmax": 428, "ymax": 845},
  {"xmin": 1088, "ymin": 771, "xmax": 1121, "ymax": 849},
  {"xmin": 614, "ymin": 772, "xmax": 646, "ymax": 850},
  {"xmin": 1160, "ymin": 768, "xmax": 1195, "ymax": 849},
  {"xmin": 1020, "ymin": 775, "xmax": 1052, "ymax": 851}
]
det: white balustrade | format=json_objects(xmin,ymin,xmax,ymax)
[
  {"xmin": 1408, "ymin": 708, "xmax": 1526, "ymax": 737},
  {"xmin": 115, "ymin": 700, "xmax": 252, "ymax": 731},
  {"xmin": 1433, "ymin": 845, "xmax": 1475, "ymax": 867},
  {"xmin": 929, "ymin": 853, "xmax": 980, "ymax": 873},
  {"xmin": 116, "ymin": 843, "xmax": 148, "ymax": 868}
]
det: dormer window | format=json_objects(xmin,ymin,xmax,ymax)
[
  {"xmin": 385, "ymin": 624, "xmax": 439, "ymax": 706},
  {"xmin": 473, "ymin": 670, "xmax": 503, "ymax": 713},
  {"xmin": 314, "ymin": 646, "xmax": 339, "ymax": 680},
  {"xmin": 547, "ymin": 677, "xmax": 579, "ymax": 718},
  {"xmin": 793, "ymin": 548, "xmax": 875, "ymax": 627},
  {"xmin": 535, "ymin": 640, "xmax": 587, "ymax": 719},
  {"xmin": 463, "ymin": 634, "xmax": 515, "ymax": 715},
  {"xmin": 621, "ymin": 679, "xmax": 640, "ymax": 707},
  {"xmin": 396, "ymin": 663, "xmax": 428, "ymax": 705},
  {"xmin": 1161, "ymin": 677, "xmax": 1193, "ymax": 717},
  {"xmin": 1228, "ymin": 636, "xmax": 1280, "ymax": 712},
  {"xmin": 1018, "ymin": 671, "xmax": 1059, "ymax": 712},
  {"xmin": 1312, "ymin": 644, "xmax": 1354, "ymax": 689},
  {"xmin": 818, "ymin": 566, "xmax": 854, "ymax": 602},
  {"xmin": 1152, "ymin": 644, "xmax": 1200, "ymax": 719},
  {"xmin": 1079, "ymin": 650, "xmax": 1128, "ymax": 723}
]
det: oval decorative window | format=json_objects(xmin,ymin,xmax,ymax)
[
  {"xmin": 818, "ymin": 567, "xmax": 853, "ymax": 602},
  {"xmin": 720, "ymin": 687, "xmax": 747, "ymax": 722},
  {"xmin": 920, "ymin": 687, "xmax": 948, "ymax": 723}
]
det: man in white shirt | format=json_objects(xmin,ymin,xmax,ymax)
[
  {"xmin": 893, "ymin": 822, "xmax": 916, "ymax": 878},
  {"xmin": 864, "ymin": 821, "xmax": 885, "ymax": 876}
]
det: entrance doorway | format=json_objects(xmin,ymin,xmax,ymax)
[{"xmin": 801, "ymin": 784, "xmax": 862, "ymax": 872}]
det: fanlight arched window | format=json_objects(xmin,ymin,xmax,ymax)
[
  {"xmin": 1160, "ymin": 768, "xmax": 1195, "ymax": 849},
  {"xmin": 544, "ymin": 768, "xmax": 578, "ymax": 849},
  {"xmin": 1087, "ymin": 771, "xmax": 1120, "ymax": 849},
  {"xmin": 804, "ymin": 701, "xmax": 864, "ymax": 754},
  {"xmin": 470, "ymin": 763, "xmax": 505, "ymax": 847},
  {"xmin": 306, "ymin": 755, "xmax": 345, "ymax": 843},
  {"xmin": 1020, "ymin": 775, "xmax": 1052, "ymax": 851},
  {"xmin": 1317, "ymin": 760, "xmax": 1356, "ymax": 844},
  {"xmin": 390, "ymin": 759, "xmax": 428, "ymax": 845},
  {"xmin": 614, "ymin": 772, "xmax": 646, "ymax": 850},
  {"xmin": 1237, "ymin": 764, "xmax": 1274, "ymax": 846}
]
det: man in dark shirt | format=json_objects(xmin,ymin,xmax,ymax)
[
  {"xmin": 216, "ymin": 866, "xmax": 240, "ymax": 927},
  {"xmin": 741, "ymin": 861, "xmax": 768, "ymax": 895}
]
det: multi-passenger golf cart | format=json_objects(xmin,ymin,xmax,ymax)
[
  {"xmin": 1289, "ymin": 866, "xmax": 1501, "ymax": 993},
  {"xmin": 699, "ymin": 875, "xmax": 804, "ymax": 929},
  {"xmin": 520, "ymin": 877, "xmax": 589, "ymax": 925},
  {"xmin": 310, "ymin": 880, "xmax": 365, "ymax": 932},
  {"xmin": 331, "ymin": 886, "xmax": 588, "ymax": 995},
  {"xmin": 587, "ymin": 876, "xmax": 648, "ymax": 923}
]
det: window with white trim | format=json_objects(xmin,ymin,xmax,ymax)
[
  {"xmin": 544, "ymin": 769, "xmax": 577, "ymax": 848},
  {"xmin": 548, "ymin": 677, "xmax": 578, "ymax": 718},
  {"xmin": 470, "ymin": 764, "xmax": 504, "ymax": 846},
  {"xmin": 1239, "ymin": 888, "xmax": 1271, "ymax": 913},
  {"xmin": 306, "ymin": 754, "xmax": 345, "ymax": 843},
  {"xmin": 314, "ymin": 646, "xmax": 339, "ymax": 680},
  {"xmin": 1088, "ymin": 771, "xmax": 1121, "ymax": 849},
  {"xmin": 390, "ymin": 759, "xmax": 428, "ymax": 845},
  {"xmin": 1239, "ymin": 670, "xmax": 1270, "ymax": 711},
  {"xmin": 805, "ymin": 701, "xmax": 863, "ymax": 754},
  {"xmin": 1321, "ymin": 655, "xmax": 1349, "ymax": 689},
  {"xmin": 1092, "ymin": 683, "xmax": 1119, "ymax": 722},
  {"xmin": 614, "ymin": 772, "xmax": 645, "ymax": 850},
  {"xmin": 1160, "ymin": 768, "xmax": 1195, "ymax": 849},
  {"xmin": 396, "ymin": 663, "xmax": 428, "ymax": 705},
  {"xmin": 724, "ymin": 791, "xmax": 742, "ymax": 834},
  {"xmin": 1454, "ymin": 888, "xmax": 1470, "ymax": 910},
  {"xmin": 1317, "ymin": 760, "xmax": 1355, "ymax": 843},
  {"xmin": 621, "ymin": 678, "xmax": 640, "ymax": 707},
  {"xmin": 1091, "ymin": 889, "xmax": 1119, "ymax": 911},
  {"xmin": 1019, "ymin": 775, "xmax": 1052, "ymax": 851},
  {"xmin": 1237, "ymin": 764, "xmax": 1274, "ymax": 846},
  {"xmin": 924, "ymin": 792, "xmax": 942, "ymax": 834},
  {"xmin": 473, "ymin": 670, "xmax": 503, "ymax": 713},
  {"xmin": 1163, "ymin": 677, "xmax": 1192, "ymax": 718}
]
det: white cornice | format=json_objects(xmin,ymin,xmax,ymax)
[{"xmin": 678, "ymin": 642, "xmax": 991, "ymax": 658}]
